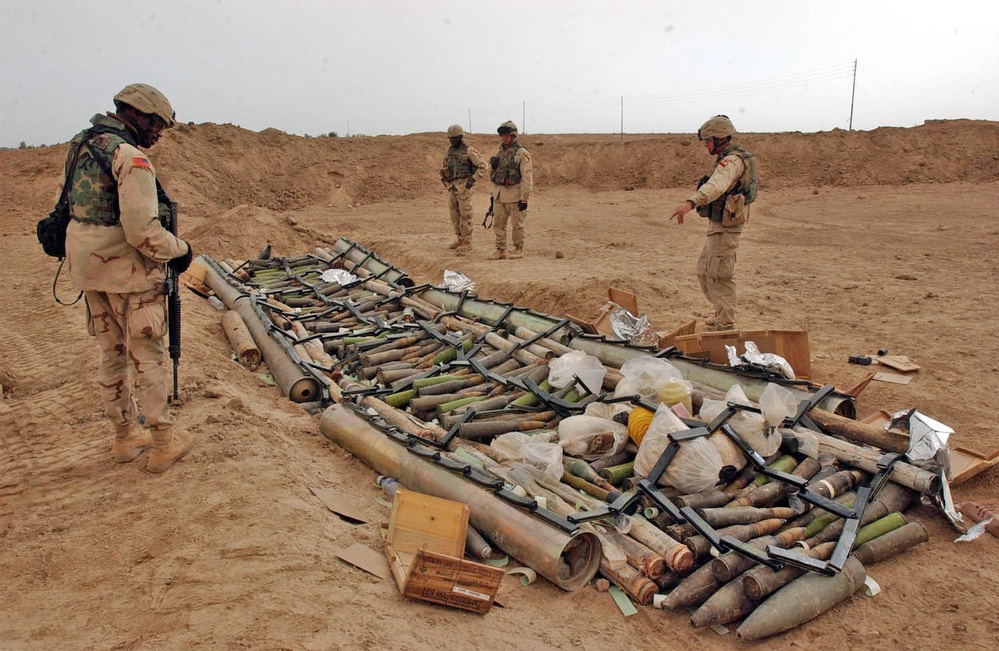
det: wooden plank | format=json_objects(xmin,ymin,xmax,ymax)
[
  {"xmin": 402, "ymin": 549, "xmax": 504, "ymax": 614},
  {"xmin": 875, "ymin": 355, "xmax": 920, "ymax": 372},
  {"xmin": 607, "ymin": 287, "xmax": 639, "ymax": 315},
  {"xmin": 387, "ymin": 490, "xmax": 467, "ymax": 559},
  {"xmin": 672, "ymin": 329, "xmax": 811, "ymax": 379}
]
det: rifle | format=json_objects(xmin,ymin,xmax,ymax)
[
  {"xmin": 157, "ymin": 183, "xmax": 181, "ymax": 402},
  {"xmin": 482, "ymin": 195, "xmax": 495, "ymax": 229}
]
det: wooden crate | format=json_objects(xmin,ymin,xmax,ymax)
[
  {"xmin": 672, "ymin": 329, "xmax": 812, "ymax": 379},
  {"xmin": 384, "ymin": 489, "xmax": 503, "ymax": 615}
]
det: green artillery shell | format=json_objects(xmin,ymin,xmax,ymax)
[
  {"xmin": 698, "ymin": 506, "xmax": 797, "ymax": 529},
  {"xmin": 851, "ymin": 521, "xmax": 928, "ymax": 565},
  {"xmin": 750, "ymin": 454, "xmax": 799, "ymax": 487},
  {"xmin": 851, "ymin": 511, "xmax": 908, "ymax": 549},
  {"xmin": 741, "ymin": 541, "xmax": 836, "ymax": 601},
  {"xmin": 727, "ymin": 457, "xmax": 822, "ymax": 509},
  {"xmin": 598, "ymin": 461, "xmax": 635, "ymax": 487},
  {"xmin": 736, "ymin": 556, "xmax": 866, "ymax": 641}
]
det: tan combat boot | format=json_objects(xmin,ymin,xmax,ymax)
[
  {"xmin": 509, "ymin": 246, "xmax": 523, "ymax": 260},
  {"xmin": 447, "ymin": 240, "xmax": 462, "ymax": 250},
  {"xmin": 454, "ymin": 240, "xmax": 472, "ymax": 253},
  {"xmin": 488, "ymin": 250, "xmax": 506, "ymax": 260},
  {"xmin": 147, "ymin": 428, "xmax": 193, "ymax": 473},
  {"xmin": 112, "ymin": 424, "xmax": 153, "ymax": 463}
]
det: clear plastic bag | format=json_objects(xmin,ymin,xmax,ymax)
[
  {"xmin": 613, "ymin": 357, "xmax": 692, "ymax": 413},
  {"xmin": 699, "ymin": 384, "xmax": 779, "ymax": 457},
  {"xmin": 558, "ymin": 415, "xmax": 628, "ymax": 460},
  {"xmin": 634, "ymin": 404, "xmax": 724, "ymax": 493},
  {"xmin": 548, "ymin": 349, "xmax": 607, "ymax": 395},
  {"xmin": 490, "ymin": 431, "xmax": 563, "ymax": 483}
]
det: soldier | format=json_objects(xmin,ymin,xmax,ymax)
[
  {"xmin": 670, "ymin": 115, "xmax": 758, "ymax": 331},
  {"xmin": 63, "ymin": 83, "xmax": 194, "ymax": 473},
  {"xmin": 440, "ymin": 124, "xmax": 487, "ymax": 253},
  {"xmin": 488, "ymin": 121, "xmax": 533, "ymax": 259}
]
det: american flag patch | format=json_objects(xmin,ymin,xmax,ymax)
[{"xmin": 132, "ymin": 156, "xmax": 152, "ymax": 170}]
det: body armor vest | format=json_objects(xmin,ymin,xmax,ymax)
[
  {"xmin": 698, "ymin": 143, "xmax": 756, "ymax": 222},
  {"xmin": 442, "ymin": 142, "xmax": 475, "ymax": 181},
  {"xmin": 490, "ymin": 141, "xmax": 523, "ymax": 187}
]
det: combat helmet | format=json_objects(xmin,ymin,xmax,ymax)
[
  {"xmin": 697, "ymin": 115, "xmax": 735, "ymax": 141},
  {"xmin": 497, "ymin": 121, "xmax": 518, "ymax": 135},
  {"xmin": 447, "ymin": 124, "xmax": 464, "ymax": 137},
  {"xmin": 114, "ymin": 83, "xmax": 176, "ymax": 128}
]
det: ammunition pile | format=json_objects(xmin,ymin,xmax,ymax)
[{"xmin": 199, "ymin": 238, "xmax": 936, "ymax": 639}]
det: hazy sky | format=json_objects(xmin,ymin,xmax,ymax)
[{"xmin": 2, "ymin": 0, "xmax": 997, "ymax": 147}]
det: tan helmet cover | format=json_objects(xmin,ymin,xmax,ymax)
[
  {"xmin": 497, "ymin": 120, "xmax": 518, "ymax": 135},
  {"xmin": 698, "ymin": 115, "xmax": 735, "ymax": 141},
  {"xmin": 447, "ymin": 124, "xmax": 464, "ymax": 137},
  {"xmin": 114, "ymin": 83, "xmax": 176, "ymax": 128}
]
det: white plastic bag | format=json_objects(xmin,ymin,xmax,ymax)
[
  {"xmin": 634, "ymin": 404, "xmax": 724, "ymax": 493},
  {"xmin": 707, "ymin": 431, "xmax": 748, "ymax": 473},
  {"xmin": 548, "ymin": 350, "xmax": 607, "ymax": 395},
  {"xmin": 558, "ymin": 415, "xmax": 628, "ymax": 460},
  {"xmin": 759, "ymin": 383, "xmax": 798, "ymax": 427},
  {"xmin": 699, "ymin": 384, "xmax": 779, "ymax": 457},
  {"xmin": 583, "ymin": 401, "xmax": 631, "ymax": 422},
  {"xmin": 613, "ymin": 357, "xmax": 692, "ymax": 413},
  {"xmin": 490, "ymin": 431, "xmax": 563, "ymax": 483}
]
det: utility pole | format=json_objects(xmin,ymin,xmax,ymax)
[
  {"xmin": 468, "ymin": 108, "xmax": 472, "ymax": 133},
  {"xmin": 522, "ymin": 101, "xmax": 526, "ymax": 134},
  {"xmin": 848, "ymin": 59, "xmax": 857, "ymax": 131},
  {"xmin": 346, "ymin": 120, "xmax": 351, "ymax": 137},
  {"xmin": 620, "ymin": 96, "xmax": 624, "ymax": 142}
]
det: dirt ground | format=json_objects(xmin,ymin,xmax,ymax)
[{"xmin": 1, "ymin": 121, "xmax": 997, "ymax": 650}]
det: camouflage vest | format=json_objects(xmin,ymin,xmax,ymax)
[
  {"xmin": 490, "ymin": 141, "xmax": 523, "ymax": 187},
  {"xmin": 67, "ymin": 116, "xmax": 138, "ymax": 226},
  {"xmin": 698, "ymin": 143, "xmax": 758, "ymax": 221},
  {"xmin": 442, "ymin": 142, "xmax": 476, "ymax": 181}
]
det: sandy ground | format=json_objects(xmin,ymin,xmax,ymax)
[{"xmin": 1, "ymin": 121, "xmax": 997, "ymax": 650}]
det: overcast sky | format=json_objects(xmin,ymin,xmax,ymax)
[{"xmin": 2, "ymin": 0, "xmax": 997, "ymax": 147}]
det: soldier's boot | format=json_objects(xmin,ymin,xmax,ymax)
[
  {"xmin": 448, "ymin": 239, "xmax": 462, "ymax": 250},
  {"xmin": 147, "ymin": 428, "xmax": 193, "ymax": 473},
  {"xmin": 488, "ymin": 250, "xmax": 507, "ymax": 260},
  {"xmin": 455, "ymin": 240, "xmax": 472, "ymax": 253},
  {"xmin": 112, "ymin": 424, "xmax": 153, "ymax": 463},
  {"xmin": 703, "ymin": 316, "xmax": 717, "ymax": 327},
  {"xmin": 509, "ymin": 246, "xmax": 524, "ymax": 260}
]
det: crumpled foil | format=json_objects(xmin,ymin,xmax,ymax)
[
  {"xmin": 608, "ymin": 303, "xmax": 659, "ymax": 347},
  {"xmin": 725, "ymin": 341, "xmax": 796, "ymax": 380},
  {"xmin": 320, "ymin": 268, "xmax": 357, "ymax": 285},
  {"xmin": 443, "ymin": 269, "xmax": 475, "ymax": 293}
]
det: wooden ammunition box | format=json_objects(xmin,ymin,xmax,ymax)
[
  {"xmin": 672, "ymin": 329, "xmax": 811, "ymax": 379},
  {"xmin": 383, "ymin": 489, "xmax": 503, "ymax": 615}
]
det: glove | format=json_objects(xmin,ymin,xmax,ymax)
[
  {"xmin": 517, "ymin": 200, "xmax": 528, "ymax": 212},
  {"xmin": 169, "ymin": 243, "xmax": 193, "ymax": 274},
  {"xmin": 465, "ymin": 178, "xmax": 475, "ymax": 190}
]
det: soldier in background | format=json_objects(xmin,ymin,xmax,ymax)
[
  {"xmin": 63, "ymin": 83, "xmax": 194, "ymax": 473},
  {"xmin": 440, "ymin": 125, "xmax": 486, "ymax": 253},
  {"xmin": 670, "ymin": 115, "xmax": 758, "ymax": 331},
  {"xmin": 488, "ymin": 121, "xmax": 533, "ymax": 260}
]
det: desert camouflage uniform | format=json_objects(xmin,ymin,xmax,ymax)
[
  {"xmin": 686, "ymin": 143, "xmax": 752, "ymax": 329},
  {"xmin": 65, "ymin": 113, "xmax": 188, "ymax": 434},
  {"xmin": 490, "ymin": 141, "xmax": 533, "ymax": 253},
  {"xmin": 441, "ymin": 141, "xmax": 487, "ymax": 245}
]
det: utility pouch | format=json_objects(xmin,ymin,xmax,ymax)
[{"xmin": 724, "ymin": 194, "xmax": 748, "ymax": 226}]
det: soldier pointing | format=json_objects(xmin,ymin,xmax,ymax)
[{"xmin": 670, "ymin": 115, "xmax": 758, "ymax": 331}]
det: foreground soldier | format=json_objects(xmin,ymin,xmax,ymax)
[
  {"xmin": 63, "ymin": 83, "xmax": 194, "ymax": 472},
  {"xmin": 440, "ymin": 124, "xmax": 486, "ymax": 253},
  {"xmin": 488, "ymin": 121, "xmax": 533, "ymax": 259},
  {"xmin": 670, "ymin": 115, "xmax": 757, "ymax": 331}
]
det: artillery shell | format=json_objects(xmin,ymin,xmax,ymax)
[
  {"xmin": 698, "ymin": 506, "xmax": 797, "ymax": 529},
  {"xmin": 690, "ymin": 573, "xmax": 756, "ymax": 628},
  {"xmin": 851, "ymin": 521, "xmax": 928, "ymax": 565},
  {"xmin": 742, "ymin": 541, "xmax": 836, "ymax": 601},
  {"xmin": 736, "ymin": 557, "xmax": 866, "ymax": 641}
]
